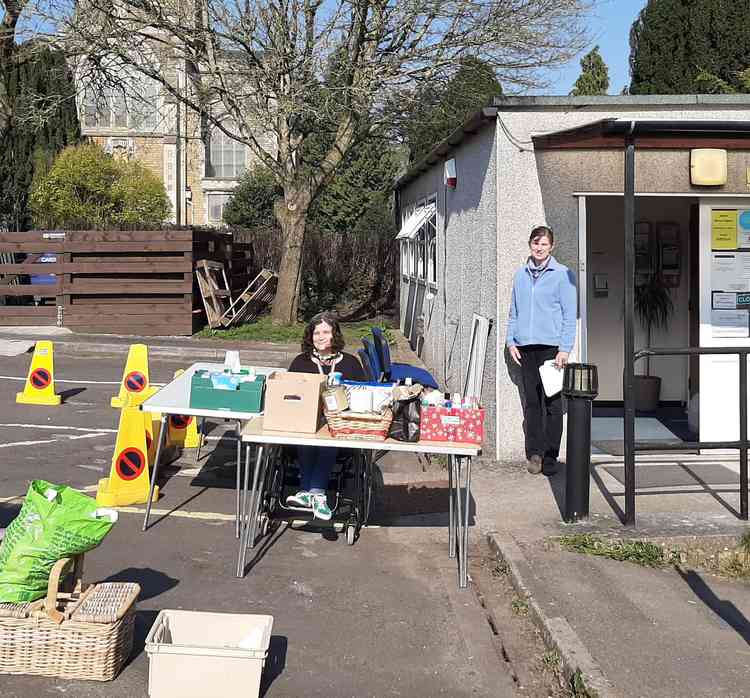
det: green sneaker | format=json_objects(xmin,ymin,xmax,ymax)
[
  {"xmin": 286, "ymin": 491, "xmax": 313, "ymax": 508},
  {"xmin": 312, "ymin": 495, "xmax": 332, "ymax": 521}
]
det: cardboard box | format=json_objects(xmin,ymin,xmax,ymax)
[
  {"xmin": 263, "ymin": 372, "xmax": 326, "ymax": 433},
  {"xmin": 420, "ymin": 406, "xmax": 485, "ymax": 444}
]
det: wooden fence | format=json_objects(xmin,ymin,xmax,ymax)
[{"xmin": 0, "ymin": 229, "xmax": 249, "ymax": 335}]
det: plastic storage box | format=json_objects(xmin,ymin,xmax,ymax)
[
  {"xmin": 189, "ymin": 370, "xmax": 266, "ymax": 413},
  {"xmin": 145, "ymin": 610, "xmax": 273, "ymax": 698}
]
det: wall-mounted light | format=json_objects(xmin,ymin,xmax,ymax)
[
  {"xmin": 690, "ymin": 149, "xmax": 727, "ymax": 186},
  {"xmin": 444, "ymin": 158, "xmax": 457, "ymax": 189}
]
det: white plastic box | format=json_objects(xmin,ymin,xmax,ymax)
[{"xmin": 145, "ymin": 610, "xmax": 274, "ymax": 698}]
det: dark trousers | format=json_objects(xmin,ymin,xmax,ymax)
[{"xmin": 518, "ymin": 345, "xmax": 563, "ymax": 463}]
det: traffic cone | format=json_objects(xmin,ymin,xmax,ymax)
[
  {"xmin": 111, "ymin": 344, "xmax": 150, "ymax": 408},
  {"xmin": 16, "ymin": 340, "xmax": 61, "ymax": 406},
  {"xmin": 167, "ymin": 369, "xmax": 204, "ymax": 449},
  {"xmin": 96, "ymin": 405, "xmax": 158, "ymax": 506},
  {"xmin": 138, "ymin": 386, "xmax": 161, "ymax": 465}
]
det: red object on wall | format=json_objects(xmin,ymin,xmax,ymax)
[{"xmin": 420, "ymin": 406, "xmax": 484, "ymax": 445}]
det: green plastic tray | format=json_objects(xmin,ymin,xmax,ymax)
[{"xmin": 189, "ymin": 370, "xmax": 265, "ymax": 413}]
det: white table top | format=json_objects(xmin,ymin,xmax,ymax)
[
  {"xmin": 241, "ymin": 417, "xmax": 482, "ymax": 457},
  {"xmin": 142, "ymin": 362, "xmax": 280, "ymax": 420}
]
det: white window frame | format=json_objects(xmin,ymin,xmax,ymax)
[
  {"xmin": 207, "ymin": 192, "xmax": 232, "ymax": 225},
  {"xmin": 81, "ymin": 73, "xmax": 160, "ymax": 133},
  {"xmin": 206, "ymin": 120, "xmax": 248, "ymax": 179},
  {"xmin": 399, "ymin": 195, "xmax": 437, "ymax": 286}
]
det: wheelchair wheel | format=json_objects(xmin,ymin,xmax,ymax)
[{"xmin": 346, "ymin": 524, "xmax": 357, "ymax": 546}]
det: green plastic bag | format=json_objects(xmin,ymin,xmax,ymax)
[{"xmin": 0, "ymin": 480, "xmax": 117, "ymax": 603}]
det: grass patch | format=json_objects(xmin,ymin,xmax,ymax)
[
  {"xmin": 542, "ymin": 649, "xmax": 560, "ymax": 669},
  {"xmin": 569, "ymin": 669, "xmax": 599, "ymax": 698},
  {"xmin": 195, "ymin": 315, "xmax": 395, "ymax": 347},
  {"xmin": 511, "ymin": 596, "xmax": 529, "ymax": 616},
  {"xmin": 558, "ymin": 534, "xmax": 665, "ymax": 568}
]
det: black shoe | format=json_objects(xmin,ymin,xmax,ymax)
[
  {"xmin": 542, "ymin": 458, "xmax": 558, "ymax": 476},
  {"xmin": 526, "ymin": 455, "xmax": 543, "ymax": 474}
]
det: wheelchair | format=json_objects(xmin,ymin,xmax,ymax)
[{"xmin": 246, "ymin": 444, "xmax": 374, "ymax": 547}]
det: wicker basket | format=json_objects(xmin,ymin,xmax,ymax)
[
  {"xmin": 0, "ymin": 555, "xmax": 139, "ymax": 681},
  {"xmin": 325, "ymin": 408, "xmax": 393, "ymax": 441}
]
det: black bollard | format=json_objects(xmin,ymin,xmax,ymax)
[{"xmin": 562, "ymin": 363, "xmax": 599, "ymax": 523}]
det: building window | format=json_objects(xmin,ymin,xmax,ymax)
[
  {"xmin": 81, "ymin": 76, "xmax": 159, "ymax": 131},
  {"xmin": 206, "ymin": 123, "xmax": 247, "ymax": 179},
  {"xmin": 416, "ymin": 227, "xmax": 426, "ymax": 279},
  {"xmin": 426, "ymin": 207, "xmax": 437, "ymax": 284},
  {"xmin": 207, "ymin": 193, "xmax": 232, "ymax": 224}
]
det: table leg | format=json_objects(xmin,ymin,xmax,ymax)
[
  {"xmin": 448, "ymin": 454, "xmax": 455, "ymax": 559},
  {"xmin": 195, "ymin": 417, "xmax": 205, "ymax": 463},
  {"xmin": 142, "ymin": 414, "xmax": 168, "ymax": 532},
  {"xmin": 460, "ymin": 456, "xmax": 472, "ymax": 590},
  {"xmin": 237, "ymin": 445, "xmax": 264, "ymax": 577},
  {"xmin": 248, "ymin": 448, "xmax": 270, "ymax": 550},
  {"xmin": 235, "ymin": 420, "xmax": 242, "ymax": 538},
  {"xmin": 453, "ymin": 456, "xmax": 463, "ymax": 583}
]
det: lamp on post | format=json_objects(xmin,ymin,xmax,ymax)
[{"xmin": 562, "ymin": 363, "xmax": 599, "ymax": 522}]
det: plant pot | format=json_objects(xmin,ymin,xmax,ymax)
[{"xmin": 634, "ymin": 375, "xmax": 661, "ymax": 412}]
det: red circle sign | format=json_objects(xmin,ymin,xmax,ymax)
[
  {"xmin": 115, "ymin": 448, "xmax": 146, "ymax": 481},
  {"xmin": 30, "ymin": 368, "xmax": 51, "ymax": 390},
  {"xmin": 124, "ymin": 371, "xmax": 147, "ymax": 393},
  {"xmin": 170, "ymin": 415, "xmax": 192, "ymax": 430}
]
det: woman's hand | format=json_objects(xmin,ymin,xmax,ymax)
[
  {"xmin": 554, "ymin": 351, "xmax": 569, "ymax": 370},
  {"xmin": 509, "ymin": 345, "xmax": 522, "ymax": 366}
]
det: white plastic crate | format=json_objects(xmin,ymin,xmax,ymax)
[{"xmin": 145, "ymin": 610, "xmax": 273, "ymax": 698}]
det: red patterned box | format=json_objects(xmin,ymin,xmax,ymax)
[{"xmin": 420, "ymin": 406, "xmax": 485, "ymax": 445}]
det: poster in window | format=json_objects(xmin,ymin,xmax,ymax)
[
  {"xmin": 711, "ymin": 210, "xmax": 739, "ymax": 250},
  {"xmin": 739, "ymin": 210, "xmax": 750, "ymax": 248}
]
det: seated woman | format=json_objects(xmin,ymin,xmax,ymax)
[{"xmin": 286, "ymin": 311, "xmax": 365, "ymax": 520}]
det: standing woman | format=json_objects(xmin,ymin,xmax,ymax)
[
  {"xmin": 286, "ymin": 311, "xmax": 365, "ymax": 519},
  {"xmin": 506, "ymin": 226, "xmax": 577, "ymax": 475}
]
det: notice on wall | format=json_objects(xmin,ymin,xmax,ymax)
[
  {"xmin": 712, "ymin": 210, "xmax": 739, "ymax": 249},
  {"xmin": 711, "ymin": 310, "xmax": 749, "ymax": 338},
  {"xmin": 712, "ymin": 292, "xmax": 737, "ymax": 310},
  {"xmin": 712, "ymin": 253, "xmax": 748, "ymax": 292},
  {"xmin": 739, "ymin": 211, "xmax": 750, "ymax": 248}
]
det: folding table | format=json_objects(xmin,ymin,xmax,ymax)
[
  {"xmin": 140, "ymin": 362, "xmax": 278, "ymax": 534},
  {"xmin": 239, "ymin": 418, "xmax": 481, "ymax": 588}
]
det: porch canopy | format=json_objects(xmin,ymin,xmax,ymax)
[{"xmin": 534, "ymin": 117, "xmax": 750, "ymax": 526}]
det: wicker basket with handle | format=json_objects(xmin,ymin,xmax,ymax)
[
  {"xmin": 325, "ymin": 408, "xmax": 393, "ymax": 441},
  {"xmin": 0, "ymin": 554, "xmax": 139, "ymax": 681}
]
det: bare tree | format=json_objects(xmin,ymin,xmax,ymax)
[{"xmin": 41, "ymin": 0, "xmax": 591, "ymax": 323}]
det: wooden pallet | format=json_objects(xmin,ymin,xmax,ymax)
[
  {"xmin": 219, "ymin": 268, "xmax": 277, "ymax": 327},
  {"xmin": 195, "ymin": 259, "xmax": 232, "ymax": 328}
]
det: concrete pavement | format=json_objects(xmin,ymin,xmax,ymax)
[{"xmin": 472, "ymin": 457, "xmax": 750, "ymax": 698}]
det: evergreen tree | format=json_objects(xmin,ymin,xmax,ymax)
[
  {"xmin": 402, "ymin": 57, "xmax": 503, "ymax": 164},
  {"xmin": 630, "ymin": 0, "xmax": 750, "ymax": 95},
  {"xmin": 0, "ymin": 46, "xmax": 80, "ymax": 230},
  {"xmin": 570, "ymin": 46, "xmax": 609, "ymax": 96}
]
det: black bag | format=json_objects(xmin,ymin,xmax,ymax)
[{"xmin": 389, "ymin": 396, "xmax": 421, "ymax": 442}]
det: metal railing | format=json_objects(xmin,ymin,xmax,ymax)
[{"xmin": 627, "ymin": 346, "xmax": 749, "ymax": 522}]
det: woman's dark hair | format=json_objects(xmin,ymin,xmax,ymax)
[
  {"xmin": 529, "ymin": 225, "xmax": 554, "ymax": 245},
  {"xmin": 301, "ymin": 311, "xmax": 345, "ymax": 355}
]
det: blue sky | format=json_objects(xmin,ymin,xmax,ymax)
[{"xmin": 544, "ymin": 0, "xmax": 647, "ymax": 95}]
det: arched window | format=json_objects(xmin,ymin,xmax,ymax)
[{"xmin": 81, "ymin": 72, "xmax": 160, "ymax": 131}]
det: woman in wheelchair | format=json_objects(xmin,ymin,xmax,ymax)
[{"xmin": 286, "ymin": 311, "xmax": 365, "ymax": 520}]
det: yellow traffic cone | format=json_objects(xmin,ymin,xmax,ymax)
[
  {"xmin": 167, "ymin": 369, "xmax": 204, "ymax": 449},
  {"xmin": 137, "ymin": 386, "xmax": 160, "ymax": 465},
  {"xmin": 96, "ymin": 405, "xmax": 158, "ymax": 506},
  {"xmin": 111, "ymin": 344, "xmax": 150, "ymax": 408},
  {"xmin": 16, "ymin": 340, "xmax": 61, "ymax": 406}
]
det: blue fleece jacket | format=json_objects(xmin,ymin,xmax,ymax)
[{"xmin": 506, "ymin": 256, "xmax": 577, "ymax": 353}]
